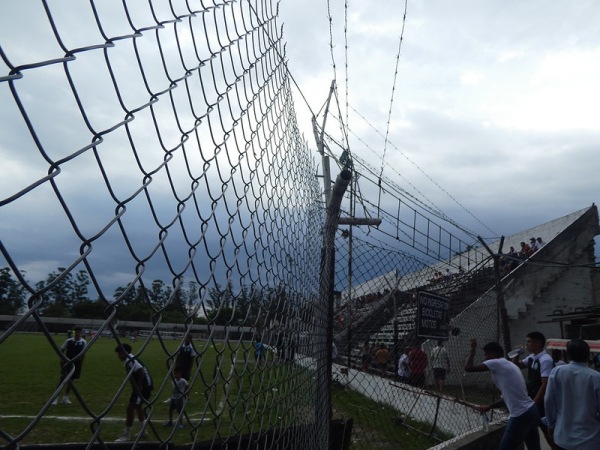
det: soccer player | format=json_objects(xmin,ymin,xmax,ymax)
[
  {"xmin": 114, "ymin": 343, "xmax": 154, "ymax": 442},
  {"xmin": 53, "ymin": 326, "xmax": 87, "ymax": 405},
  {"xmin": 175, "ymin": 335, "xmax": 196, "ymax": 381},
  {"xmin": 164, "ymin": 368, "xmax": 188, "ymax": 429}
]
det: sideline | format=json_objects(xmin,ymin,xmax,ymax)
[{"xmin": 0, "ymin": 414, "xmax": 213, "ymax": 422}]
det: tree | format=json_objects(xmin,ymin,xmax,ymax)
[
  {"xmin": 72, "ymin": 270, "xmax": 90, "ymax": 303},
  {"xmin": 148, "ymin": 279, "xmax": 172, "ymax": 309},
  {"xmin": 36, "ymin": 267, "xmax": 74, "ymax": 316},
  {"xmin": 113, "ymin": 283, "xmax": 144, "ymax": 306},
  {"xmin": 71, "ymin": 298, "xmax": 106, "ymax": 318},
  {"xmin": 0, "ymin": 267, "xmax": 26, "ymax": 314},
  {"xmin": 206, "ymin": 281, "xmax": 246, "ymax": 325},
  {"xmin": 184, "ymin": 281, "xmax": 200, "ymax": 316},
  {"xmin": 205, "ymin": 281, "xmax": 234, "ymax": 311}
]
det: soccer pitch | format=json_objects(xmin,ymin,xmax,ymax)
[{"xmin": 0, "ymin": 333, "xmax": 312, "ymax": 446}]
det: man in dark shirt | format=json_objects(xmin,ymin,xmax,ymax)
[{"xmin": 52, "ymin": 326, "xmax": 87, "ymax": 405}]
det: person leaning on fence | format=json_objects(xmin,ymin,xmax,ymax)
[
  {"xmin": 114, "ymin": 343, "xmax": 154, "ymax": 442},
  {"xmin": 464, "ymin": 339, "xmax": 541, "ymax": 450},
  {"xmin": 544, "ymin": 339, "xmax": 600, "ymax": 450},
  {"xmin": 53, "ymin": 326, "xmax": 87, "ymax": 405}
]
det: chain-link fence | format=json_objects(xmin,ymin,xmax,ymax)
[
  {"xmin": 1, "ymin": 1, "xmax": 330, "ymax": 448},
  {"xmin": 2, "ymin": 2, "xmax": 598, "ymax": 450}
]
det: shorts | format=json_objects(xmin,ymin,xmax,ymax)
[
  {"xmin": 433, "ymin": 368, "xmax": 447, "ymax": 381},
  {"xmin": 129, "ymin": 386, "xmax": 152, "ymax": 405},
  {"xmin": 60, "ymin": 361, "xmax": 83, "ymax": 380},
  {"xmin": 170, "ymin": 397, "xmax": 184, "ymax": 413}
]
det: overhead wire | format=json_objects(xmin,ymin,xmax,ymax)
[
  {"xmin": 322, "ymin": 127, "xmax": 483, "ymax": 241},
  {"xmin": 349, "ymin": 103, "xmax": 499, "ymax": 238}
]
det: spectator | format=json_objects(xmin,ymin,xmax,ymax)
[
  {"xmin": 397, "ymin": 347, "xmax": 410, "ymax": 383},
  {"xmin": 430, "ymin": 339, "xmax": 450, "ymax": 393},
  {"xmin": 444, "ymin": 268, "xmax": 453, "ymax": 283},
  {"xmin": 114, "ymin": 343, "xmax": 153, "ymax": 442},
  {"xmin": 361, "ymin": 340, "xmax": 371, "ymax": 372},
  {"xmin": 332, "ymin": 342, "xmax": 338, "ymax": 360},
  {"xmin": 507, "ymin": 246, "xmax": 519, "ymax": 271},
  {"xmin": 511, "ymin": 331, "xmax": 553, "ymax": 444},
  {"xmin": 529, "ymin": 237, "xmax": 539, "ymax": 253},
  {"xmin": 374, "ymin": 344, "xmax": 390, "ymax": 376},
  {"xmin": 536, "ymin": 237, "xmax": 546, "ymax": 248},
  {"xmin": 465, "ymin": 339, "xmax": 540, "ymax": 450},
  {"xmin": 53, "ymin": 326, "xmax": 87, "ymax": 406},
  {"xmin": 408, "ymin": 344, "xmax": 428, "ymax": 388},
  {"xmin": 551, "ymin": 349, "xmax": 566, "ymax": 367},
  {"xmin": 545, "ymin": 339, "xmax": 600, "ymax": 450},
  {"xmin": 519, "ymin": 241, "xmax": 532, "ymax": 258}
]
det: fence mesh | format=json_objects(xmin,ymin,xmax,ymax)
[
  {"xmin": 2, "ymin": 2, "xmax": 595, "ymax": 450},
  {"xmin": 1, "ymin": 1, "xmax": 327, "ymax": 448}
]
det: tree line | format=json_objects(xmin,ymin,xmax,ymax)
[{"xmin": 0, "ymin": 266, "xmax": 306, "ymax": 326}]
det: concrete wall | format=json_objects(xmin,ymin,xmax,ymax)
[
  {"xmin": 429, "ymin": 424, "xmax": 520, "ymax": 450},
  {"xmin": 436, "ymin": 206, "xmax": 599, "ymax": 388}
]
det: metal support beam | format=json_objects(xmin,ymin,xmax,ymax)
[
  {"xmin": 338, "ymin": 218, "xmax": 382, "ymax": 226},
  {"xmin": 315, "ymin": 169, "xmax": 352, "ymax": 450}
]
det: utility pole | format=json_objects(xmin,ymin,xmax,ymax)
[
  {"xmin": 312, "ymin": 80, "xmax": 381, "ymax": 450},
  {"xmin": 478, "ymin": 236, "xmax": 511, "ymax": 352}
]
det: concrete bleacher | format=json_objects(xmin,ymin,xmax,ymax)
[{"xmin": 335, "ymin": 205, "xmax": 600, "ymax": 380}]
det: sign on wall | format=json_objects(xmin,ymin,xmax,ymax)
[{"xmin": 416, "ymin": 291, "xmax": 450, "ymax": 339}]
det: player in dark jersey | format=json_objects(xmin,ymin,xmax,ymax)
[
  {"xmin": 175, "ymin": 335, "xmax": 197, "ymax": 381},
  {"xmin": 52, "ymin": 326, "xmax": 87, "ymax": 405},
  {"xmin": 114, "ymin": 343, "xmax": 154, "ymax": 441}
]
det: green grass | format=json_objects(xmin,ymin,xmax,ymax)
[
  {"xmin": 0, "ymin": 334, "xmax": 465, "ymax": 448},
  {"xmin": 0, "ymin": 333, "xmax": 310, "ymax": 446},
  {"xmin": 331, "ymin": 385, "xmax": 451, "ymax": 449}
]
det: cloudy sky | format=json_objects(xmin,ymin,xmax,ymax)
[
  {"xmin": 279, "ymin": 0, "xmax": 600, "ymax": 238},
  {"xmin": 1, "ymin": 0, "xmax": 599, "ymax": 295}
]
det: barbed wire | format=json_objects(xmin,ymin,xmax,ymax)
[{"xmin": 379, "ymin": 0, "xmax": 409, "ymax": 182}]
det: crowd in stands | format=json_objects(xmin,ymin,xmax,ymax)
[
  {"xmin": 428, "ymin": 266, "xmax": 466, "ymax": 286},
  {"xmin": 500, "ymin": 237, "xmax": 545, "ymax": 275}
]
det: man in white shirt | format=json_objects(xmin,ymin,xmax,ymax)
[
  {"xmin": 544, "ymin": 339, "xmax": 600, "ymax": 450},
  {"xmin": 465, "ymin": 339, "xmax": 540, "ymax": 450}
]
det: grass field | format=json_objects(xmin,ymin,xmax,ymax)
[
  {"xmin": 0, "ymin": 334, "xmax": 464, "ymax": 448},
  {"xmin": 0, "ymin": 333, "xmax": 313, "ymax": 446}
]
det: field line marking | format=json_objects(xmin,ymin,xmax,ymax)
[{"xmin": 0, "ymin": 414, "xmax": 213, "ymax": 423}]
